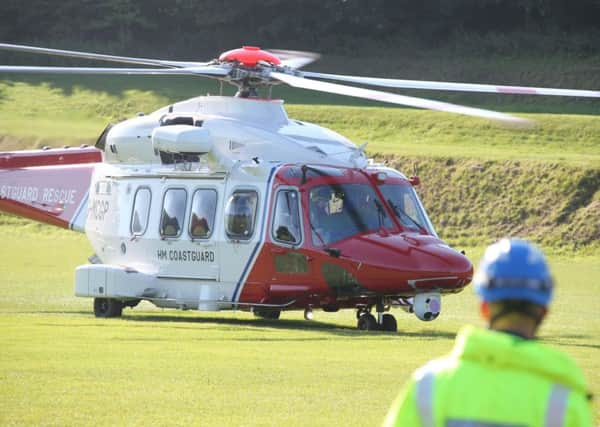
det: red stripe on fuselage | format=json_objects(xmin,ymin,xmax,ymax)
[{"xmin": 0, "ymin": 147, "xmax": 102, "ymax": 169}]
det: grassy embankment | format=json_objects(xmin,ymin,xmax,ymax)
[
  {"xmin": 1, "ymin": 76, "xmax": 599, "ymax": 251},
  {"xmin": 0, "ymin": 69, "xmax": 599, "ymax": 425}
]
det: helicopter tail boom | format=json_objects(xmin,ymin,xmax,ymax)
[{"xmin": 0, "ymin": 147, "xmax": 102, "ymax": 231}]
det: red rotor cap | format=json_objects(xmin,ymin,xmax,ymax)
[{"xmin": 219, "ymin": 46, "xmax": 281, "ymax": 67}]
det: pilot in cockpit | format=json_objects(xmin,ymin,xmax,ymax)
[{"xmin": 310, "ymin": 186, "xmax": 344, "ymax": 245}]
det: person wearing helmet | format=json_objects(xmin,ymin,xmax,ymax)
[
  {"xmin": 383, "ymin": 239, "xmax": 592, "ymax": 427},
  {"xmin": 309, "ymin": 186, "xmax": 338, "ymax": 245}
]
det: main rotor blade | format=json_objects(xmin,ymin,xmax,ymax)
[
  {"xmin": 272, "ymin": 72, "xmax": 529, "ymax": 124},
  {"xmin": 268, "ymin": 49, "xmax": 320, "ymax": 69},
  {"xmin": 0, "ymin": 65, "xmax": 229, "ymax": 76},
  {"xmin": 0, "ymin": 43, "xmax": 209, "ymax": 69},
  {"xmin": 303, "ymin": 71, "xmax": 600, "ymax": 98}
]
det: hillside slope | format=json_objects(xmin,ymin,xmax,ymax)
[
  {"xmin": 0, "ymin": 80, "xmax": 598, "ymax": 253},
  {"xmin": 386, "ymin": 157, "xmax": 600, "ymax": 252}
]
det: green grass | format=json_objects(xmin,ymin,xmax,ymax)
[
  {"xmin": 1, "ymin": 54, "xmax": 599, "ymax": 425},
  {"xmin": 0, "ymin": 226, "xmax": 598, "ymax": 426},
  {"xmin": 289, "ymin": 106, "xmax": 600, "ymax": 167},
  {"xmin": 0, "ymin": 79, "xmax": 171, "ymax": 149}
]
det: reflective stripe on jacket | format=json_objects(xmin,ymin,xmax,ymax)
[{"xmin": 383, "ymin": 326, "xmax": 592, "ymax": 427}]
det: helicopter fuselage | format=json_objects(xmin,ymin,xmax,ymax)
[
  {"xmin": 1, "ymin": 95, "xmax": 473, "ymax": 329},
  {"xmin": 2, "ymin": 41, "xmax": 596, "ymax": 330}
]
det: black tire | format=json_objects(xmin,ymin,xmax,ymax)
[
  {"xmin": 253, "ymin": 309, "xmax": 281, "ymax": 320},
  {"xmin": 357, "ymin": 313, "xmax": 378, "ymax": 331},
  {"xmin": 381, "ymin": 313, "xmax": 398, "ymax": 332},
  {"xmin": 94, "ymin": 298, "xmax": 123, "ymax": 318}
]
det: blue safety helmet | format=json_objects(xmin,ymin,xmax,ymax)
[{"xmin": 474, "ymin": 239, "xmax": 554, "ymax": 306}]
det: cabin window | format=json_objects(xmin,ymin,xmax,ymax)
[
  {"xmin": 189, "ymin": 189, "xmax": 217, "ymax": 239},
  {"xmin": 130, "ymin": 187, "xmax": 151, "ymax": 235},
  {"xmin": 225, "ymin": 190, "xmax": 258, "ymax": 240},
  {"xmin": 272, "ymin": 190, "xmax": 301, "ymax": 245},
  {"xmin": 160, "ymin": 188, "xmax": 187, "ymax": 238}
]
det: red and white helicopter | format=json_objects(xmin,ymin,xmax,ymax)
[{"xmin": 0, "ymin": 43, "xmax": 598, "ymax": 331}]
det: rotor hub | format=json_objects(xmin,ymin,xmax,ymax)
[{"xmin": 219, "ymin": 46, "xmax": 281, "ymax": 68}]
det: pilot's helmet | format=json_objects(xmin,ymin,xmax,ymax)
[
  {"xmin": 311, "ymin": 186, "xmax": 330, "ymax": 201},
  {"xmin": 312, "ymin": 187, "xmax": 331, "ymax": 206},
  {"xmin": 311, "ymin": 187, "xmax": 331, "ymax": 215}
]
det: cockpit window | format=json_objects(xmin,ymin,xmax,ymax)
[
  {"xmin": 309, "ymin": 184, "xmax": 391, "ymax": 245},
  {"xmin": 379, "ymin": 184, "xmax": 435, "ymax": 235},
  {"xmin": 272, "ymin": 190, "xmax": 301, "ymax": 245},
  {"xmin": 225, "ymin": 191, "xmax": 258, "ymax": 240}
]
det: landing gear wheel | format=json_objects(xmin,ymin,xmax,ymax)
[
  {"xmin": 356, "ymin": 306, "xmax": 370, "ymax": 320},
  {"xmin": 93, "ymin": 298, "xmax": 123, "ymax": 318},
  {"xmin": 381, "ymin": 313, "xmax": 397, "ymax": 332},
  {"xmin": 357, "ymin": 313, "xmax": 378, "ymax": 331},
  {"xmin": 253, "ymin": 309, "xmax": 281, "ymax": 320}
]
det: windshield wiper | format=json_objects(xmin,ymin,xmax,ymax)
[
  {"xmin": 309, "ymin": 220, "xmax": 327, "ymax": 246},
  {"xmin": 308, "ymin": 221, "xmax": 342, "ymax": 257},
  {"xmin": 374, "ymin": 199, "xmax": 386, "ymax": 230},
  {"xmin": 387, "ymin": 199, "xmax": 427, "ymax": 234}
]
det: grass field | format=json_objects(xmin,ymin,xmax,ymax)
[
  {"xmin": 0, "ymin": 226, "xmax": 598, "ymax": 426},
  {"xmin": 0, "ymin": 73, "xmax": 599, "ymax": 425}
]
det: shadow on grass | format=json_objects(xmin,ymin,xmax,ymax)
[
  {"xmin": 124, "ymin": 313, "xmax": 457, "ymax": 340},
  {"xmin": 27, "ymin": 309, "xmax": 457, "ymax": 340},
  {"xmin": 541, "ymin": 335, "xmax": 600, "ymax": 350},
  {"xmin": 26, "ymin": 310, "xmax": 597, "ymax": 345}
]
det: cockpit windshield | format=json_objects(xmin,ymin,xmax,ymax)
[
  {"xmin": 378, "ymin": 183, "xmax": 436, "ymax": 236},
  {"xmin": 309, "ymin": 184, "xmax": 392, "ymax": 245}
]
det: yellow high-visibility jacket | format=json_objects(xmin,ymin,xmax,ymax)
[{"xmin": 384, "ymin": 326, "xmax": 592, "ymax": 427}]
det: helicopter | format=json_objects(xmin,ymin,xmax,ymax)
[{"xmin": 0, "ymin": 43, "xmax": 598, "ymax": 331}]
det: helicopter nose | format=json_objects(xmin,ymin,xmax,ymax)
[
  {"xmin": 417, "ymin": 237, "xmax": 473, "ymax": 275},
  {"xmin": 337, "ymin": 233, "xmax": 473, "ymax": 293},
  {"xmin": 420, "ymin": 240, "xmax": 473, "ymax": 283},
  {"xmin": 398, "ymin": 237, "xmax": 473, "ymax": 290}
]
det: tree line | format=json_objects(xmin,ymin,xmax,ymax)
[{"xmin": 1, "ymin": 0, "xmax": 599, "ymax": 57}]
